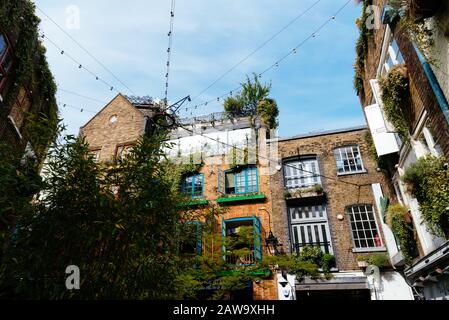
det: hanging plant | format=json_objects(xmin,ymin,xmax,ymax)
[
  {"xmin": 386, "ymin": 203, "xmax": 418, "ymax": 265},
  {"xmin": 402, "ymin": 155, "xmax": 449, "ymax": 238},
  {"xmin": 378, "ymin": 65, "xmax": 411, "ymax": 141}
]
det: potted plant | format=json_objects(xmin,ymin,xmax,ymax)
[{"xmin": 357, "ymin": 256, "xmax": 368, "ymax": 268}]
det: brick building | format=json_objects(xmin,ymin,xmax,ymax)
[
  {"xmin": 355, "ymin": 0, "xmax": 449, "ymax": 299},
  {"xmin": 0, "ymin": 1, "xmax": 58, "ymax": 164},
  {"xmin": 268, "ymin": 126, "xmax": 413, "ymax": 300},
  {"xmin": 79, "ymin": 94, "xmax": 278, "ymax": 300}
]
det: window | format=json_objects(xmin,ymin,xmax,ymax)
[
  {"xmin": 0, "ymin": 34, "xmax": 12, "ymax": 93},
  {"xmin": 284, "ymin": 157, "xmax": 321, "ymax": 189},
  {"xmin": 381, "ymin": 38, "xmax": 405, "ymax": 75},
  {"xmin": 334, "ymin": 146, "xmax": 365, "ymax": 175},
  {"xmin": 116, "ymin": 144, "xmax": 133, "ymax": 160},
  {"xmin": 181, "ymin": 173, "xmax": 204, "ymax": 198},
  {"xmin": 417, "ymin": 124, "xmax": 442, "ymax": 157},
  {"xmin": 348, "ymin": 205, "xmax": 383, "ymax": 251},
  {"xmin": 180, "ymin": 221, "xmax": 202, "ymax": 256},
  {"xmin": 223, "ymin": 166, "xmax": 258, "ymax": 195},
  {"xmin": 222, "ymin": 217, "xmax": 262, "ymax": 265},
  {"xmin": 88, "ymin": 149, "xmax": 101, "ymax": 162},
  {"xmin": 289, "ymin": 204, "xmax": 333, "ymax": 255}
]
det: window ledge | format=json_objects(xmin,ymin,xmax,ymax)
[
  {"xmin": 337, "ymin": 170, "xmax": 367, "ymax": 177},
  {"xmin": 179, "ymin": 199, "xmax": 209, "ymax": 207},
  {"xmin": 352, "ymin": 247, "xmax": 387, "ymax": 253},
  {"xmin": 216, "ymin": 193, "xmax": 266, "ymax": 204}
]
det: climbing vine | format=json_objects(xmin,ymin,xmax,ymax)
[
  {"xmin": 378, "ymin": 65, "xmax": 411, "ymax": 141},
  {"xmin": 0, "ymin": 0, "xmax": 59, "ymax": 157},
  {"xmin": 353, "ymin": 0, "xmax": 373, "ymax": 95},
  {"xmin": 386, "ymin": 203, "xmax": 418, "ymax": 265},
  {"xmin": 402, "ymin": 155, "xmax": 449, "ymax": 238}
]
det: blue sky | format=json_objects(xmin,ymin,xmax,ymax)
[{"xmin": 34, "ymin": 0, "xmax": 364, "ymax": 137}]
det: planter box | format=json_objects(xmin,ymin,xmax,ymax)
[
  {"xmin": 216, "ymin": 193, "xmax": 266, "ymax": 204},
  {"xmin": 285, "ymin": 187, "xmax": 324, "ymax": 200},
  {"xmin": 357, "ymin": 261, "xmax": 368, "ymax": 268}
]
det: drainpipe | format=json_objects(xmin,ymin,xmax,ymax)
[{"xmin": 414, "ymin": 45, "xmax": 449, "ymax": 125}]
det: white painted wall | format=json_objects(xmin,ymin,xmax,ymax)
[
  {"xmin": 368, "ymin": 271, "xmax": 414, "ymax": 300},
  {"xmin": 165, "ymin": 127, "xmax": 255, "ymax": 158}
]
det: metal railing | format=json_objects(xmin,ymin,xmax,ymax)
[{"xmin": 225, "ymin": 252, "xmax": 256, "ymax": 266}]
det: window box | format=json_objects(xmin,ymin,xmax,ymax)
[
  {"xmin": 217, "ymin": 268, "xmax": 271, "ymax": 278},
  {"xmin": 179, "ymin": 199, "xmax": 209, "ymax": 207},
  {"xmin": 357, "ymin": 260, "xmax": 368, "ymax": 268},
  {"xmin": 216, "ymin": 193, "xmax": 266, "ymax": 204},
  {"xmin": 284, "ymin": 185, "xmax": 324, "ymax": 200}
]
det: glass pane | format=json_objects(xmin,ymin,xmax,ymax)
[{"xmin": 193, "ymin": 175, "xmax": 203, "ymax": 197}]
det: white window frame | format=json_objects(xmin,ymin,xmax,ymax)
[
  {"xmin": 334, "ymin": 145, "xmax": 366, "ymax": 175},
  {"xmin": 347, "ymin": 204, "xmax": 386, "ymax": 253},
  {"xmin": 411, "ymin": 111, "xmax": 442, "ymax": 158},
  {"xmin": 283, "ymin": 156, "xmax": 321, "ymax": 189}
]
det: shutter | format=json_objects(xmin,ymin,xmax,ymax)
[
  {"xmin": 364, "ymin": 103, "xmax": 400, "ymax": 156},
  {"xmin": 253, "ymin": 216, "xmax": 263, "ymax": 262}
]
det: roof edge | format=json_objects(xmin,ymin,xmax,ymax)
[{"xmin": 269, "ymin": 125, "xmax": 368, "ymax": 143}]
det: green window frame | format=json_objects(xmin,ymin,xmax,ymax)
[{"xmin": 221, "ymin": 216, "xmax": 263, "ymax": 265}]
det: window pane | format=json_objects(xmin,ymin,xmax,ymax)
[
  {"xmin": 1, "ymin": 51, "xmax": 12, "ymax": 71},
  {"xmin": 335, "ymin": 146, "xmax": 364, "ymax": 174},
  {"xmin": 193, "ymin": 175, "xmax": 203, "ymax": 197},
  {"xmin": 348, "ymin": 204, "xmax": 381, "ymax": 249}
]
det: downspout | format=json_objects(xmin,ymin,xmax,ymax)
[{"xmin": 414, "ymin": 45, "xmax": 449, "ymax": 125}]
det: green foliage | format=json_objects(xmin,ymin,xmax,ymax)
[
  {"xmin": 263, "ymin": 254, "xmax": 320, "ymax": 280},
  {"xmin": 358, "ymin": 253, "xmax": 390, "ymax": 268},
  {"xmin": 364, "ymin": 131, "xmax": 378, "ymax": 161},
  {"xmin": 257, "ymin": 98, "xmax": 279, "ymax": 129},
  {"xmin": 0, "ymin": 1, "xmax": 59, "ymax": 156},
  {"xmin": 402, "ymin": 155, "xmax": 449, "ymax": 238},
  {"xmin": 284, "ymin": 184, "xmax": 324, "ymax": 198},
  {"xmin": 378, "ymin": 65, "xmax": 411, "ymax": 141},
  {"xmin": 0, "ymin": 131, "xmax": 188, "ymax": 299},
  {"xmin": 353, "ymin": 0, "xmax": 373, "ymax": 95},
  {"xmin": 386, "ymin": 203, "xmax": 418, "ymax": 265},
  {"xmin": 223, "ymin": 74, "xmax": 279, "ymax": 129}
]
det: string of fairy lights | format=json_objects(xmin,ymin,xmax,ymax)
[
  {"xmin": 181, "ymin": 0, "xmax": 352, "ymax": 118},
  {"xmin": 36, "ymin": 0, "xmax": 352, "ymax": 120}
]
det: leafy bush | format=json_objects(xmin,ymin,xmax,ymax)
[
  {"xmin": 402, "ymin": 155, "xmax": 449, "ymax": 238},
  {"xmin": 386, "ymin": 203, "xmax": 418, "ymax": 265},
  {"xmin": 223, "ymin": 74, "xmax": 279, "ymax": 129},
  {"xmin": 378, "ymin": 65, "xmax": 411, "ymax": 141}
]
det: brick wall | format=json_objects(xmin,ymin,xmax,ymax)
[
  {"xmin": 79, "ymin": 94, "xmax": 145, "ymax": 161},
  {"xmin": 359, "ymin": 0, "xmax": 449, "ymax": 159},
  {"xmin": 269, "ymin": 128, "xmax": 394, "ymax": 271}
]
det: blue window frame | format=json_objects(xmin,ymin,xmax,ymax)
[
  {"xmin": 181, "ymin": 173, "xmax": 204, "ymax": 198},
  {"xmin": 221, "ymin": 216, "xmax": 263, "ymax": 265},
  {"xmin": 222, "ymin": 167, "xmax": 258, "ymax": 195}
]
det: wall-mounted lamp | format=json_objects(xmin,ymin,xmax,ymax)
[{"xmin": 258, "ymin": 208, "xmax": 280, "ymax": 255}]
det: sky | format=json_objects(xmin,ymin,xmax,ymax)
[{"xmin": 33, "ymin": 0, "xmax": 365, "ymax": 138}]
